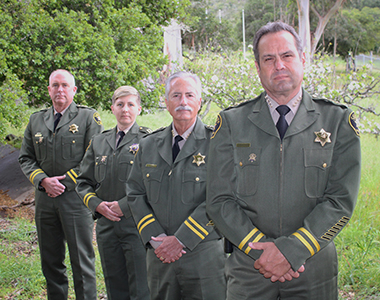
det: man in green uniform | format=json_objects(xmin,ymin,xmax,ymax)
[
  {"xmin": 127, "ymin": 71, "xmax": 226, "ymax": 300},
  {"xmin": 19, "ymin": 69, "xmax": 102, "ymax": 300},
  {"xmin": 206, "ymin": 22, "xmax": 361, "ymax": 300},
  {"xmin": 76, "ymin": 86, "xmax": 151, "ymax": 300}
]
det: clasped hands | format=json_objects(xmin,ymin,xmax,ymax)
[
  {"xmin": 153, "ymin": 235, "xmax": 186, "ymax": 264},
  {"xmin": 249, "ymin": 242, "xmax": 305, "ymax": 283},
  {"xmin": 96, "ymin": 201, "xmax": 123, "ymax": 222}
]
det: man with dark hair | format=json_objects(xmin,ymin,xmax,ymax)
[
  {"xmin": 127, "ymin": 71, "xmax": 226, "ymax": 300},
  {"xmin": 19, "ymin": 69, "xmax": 102, "ymax": 299},
  {"xmin": 207, "ymin": 22, "xmax": 361, "ymax": 299}
]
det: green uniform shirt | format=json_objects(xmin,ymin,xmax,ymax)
[
  {"xmin": 127, "ymin": 117, "xmax": 221, "ymax": 251},
  {"xmin": 19, "ymin": 102, "xmax": 103, "ymax": 191},
  {"xmin": 76, "ymin": 123, "xmax": 150, "ymax": 218},
  {"xmin": 206, "ymin": 90, "xmax": 361, "ymax": 270}
]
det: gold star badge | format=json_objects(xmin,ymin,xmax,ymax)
[
  {"xmin": 129, "ymin": 143, "xmax": 139, "ymax": 154},
  {"xmin": 192, "ymin": 153, "xmax": 206, "ymax": 166},
  {"xmin": 314, "ymin": 128, "xmax": 331, "ymax": 147},
  {"xmin": 69, "ymin": 124, "xmax": 79, "ymax": 133}
]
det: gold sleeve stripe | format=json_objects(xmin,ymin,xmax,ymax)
[
  {"xmin": 298, "ymin": 227, "xmax": 320, "ymax": 252},
  {"xmin": 84, "ymin": 193, "xmax": 96, "ymax": 207},
  {"xmin": 238, "ymin": 228, "xmax": 259, "ymax": 250},
  {"xmin": 244, "ymin": 232, "xmax": 265, "ymax": 255},
  {"xmin": 138, "ymin": 218, "xmax": 155, "ymax": 234},
  {"xmin": 137, "ymin": 214, "xmax": 154, "ymax": 230},
  {"xmin": 293, "ymin": 232, "xmax": 315, "ymax": 256},
  {"xmin": 30, "ymin": 169, "xmax": 44, "ymax": 183},
  {"xmin": 188, "ymin": 216, "xmax": 208, "ymax": 236},
  {"xmin": 184, "ymin": 220, "xmax": 205, "ymax": 240},
  {"xmin": 67, "ymin": 170, "xmax": 77, "ymax": 184},
  {"xmin": 70, "ymin": 169, "xmax": 78, "ymax": 178}
]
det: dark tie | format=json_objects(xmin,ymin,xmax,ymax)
[
  {"xmin": 276, "ymin": 105, "xmax": 291, "ymax": 140},
  {"xmin": 53, "ymin": 113, "xmax": 62, "ymax": 132},
  {"xmin": 116, "ymin": 131, "xmax": 125, "ymax": 147},
  {"xmin": 172, "ymin": 135, "xmax": 183, "ymax": 161}
]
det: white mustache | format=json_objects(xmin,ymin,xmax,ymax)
[{"xmin": 175, "ymin": 106, "xmax": 193, "ymax": 112}]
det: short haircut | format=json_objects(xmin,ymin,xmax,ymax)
[
  {"xmin": 253, "ymin": 21, "xmax": 303, "ymax": 66},
  {"xmin": 165, "ymin": 71, "xmax": 202, "ymax": 99},
  {"xmin": 112, "ymin": 86, "xmax": 141, "ymax": 105},
  {"xmin": 49, "ymin": 69, "xmax": 76, "ymax": 87}
]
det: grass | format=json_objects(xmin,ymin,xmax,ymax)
[{"xmin": 1, "ymin": 106, "xmax": 380, "ymax": 299}]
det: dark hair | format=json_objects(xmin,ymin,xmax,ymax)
[{"xmin": 253, "ymin": 21, "xmax": 303, "ymax": 66}]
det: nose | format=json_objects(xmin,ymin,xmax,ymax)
[
  {"xmin": 58, "ymin": 84, "xmax": 64, "ymax": 92},
  {"xmin": 274, "ymin": 58, "xmax": 285, "ymax": 70},
  {"xmin": 179, "ymin": 94, "xmax": 188, "ymax": 106}
]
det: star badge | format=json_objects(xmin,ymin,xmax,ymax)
[
  {"xmin": 192, "ymin": 153, "xmax": 206, "ymax": 166},
  {"xmin": 129, "ymin": 143, "xmax": 139, "ymax": 154},
  {"xmin": 314, "ymin": 128, "xmax": 331, "ymax": 147},
  {"xmin": 249, "ymin": 153, "xmax": 257, "ymax": 162},
  {"xmin": 101, "ymin": 156, "xmax": 107, "ymax": 163},
  {"xmin": 69, "ymin": 124, "xmax": 79, "ymax": 133}
]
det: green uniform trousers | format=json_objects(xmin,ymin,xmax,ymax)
[
  {"xmin": 226, "ymin": 243, "xmax": 337, "ymax": 300},
  {"xmin": 34, "ymin": 189, "xmax": 96, "ymax": 300},
  {"xmin": 96, "ymin": 216, "xmax": 150, "ymax": 300},
  {"xmin": 146, "ymin": 239, "xmax": 226, "ymax": 300}
]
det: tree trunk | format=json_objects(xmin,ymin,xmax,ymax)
[
  {"xmin": 297, "ymin": 0, "xmax": 311, "ymax": 65},
  {"xmin": 310, "ymin": 0, "xmax": 346, "ymax": 58}
]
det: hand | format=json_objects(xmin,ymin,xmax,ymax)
[
  {"xmin": 249, "ymin": 242, "xmax": 304, "ymax": 282},
  {"xmin": 153, "ymin": 235, "xmax": 186, "ymax": 264},
  {"xmin": 96, "ymin": 202, "xmax": 122, "ymax": 222},
  {"xmin": 108, "ymin": 201, "xmax": 123, "ymax": 216},
  {"xmin": 41, "ymin": 176, "xmax": 66, "ymax": 197}
]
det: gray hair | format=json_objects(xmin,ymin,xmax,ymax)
[
  {"xmin": 253, "ymin": 21, "xmax": 303, "ymax": 66},
  {"xmin": 49, "ymin": 69, "xmax": 76, "ymax": 87},
  {"xmin": 165, "ymin": 71, "xmax": 202, "ymax": 99},
  {"xmin": 112, "ymin": 86, "xmax": 141, "ymax": 105}
]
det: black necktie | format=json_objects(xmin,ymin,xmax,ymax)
[
  {"xmin": 172, "ymin": 135, "xmax": 183, "ymax": 161},
  {"xmin": 54, "ymin": 113, "xmax": 62, "ymax": 132},
  {"xmin": 276, "ymin": 105, "xmax": 291, "ymax": 140},
  {"xmin": 116, "ymin": 131, "xmax": 125, "ymax": 147}
]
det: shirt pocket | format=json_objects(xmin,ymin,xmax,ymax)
[
  {"xmin": 181, "ymin": 168, "xmax": 207, "ymax": 204},
  {"xmin": 144, "ymin": 167, "xmax": 164, "ymax": 204},
  {"xmin": 235, "ymin": 146, "xmax": 261, "ymax": 197},
  {"xmin": 61, "ymin": 135, "xmax": 84, "ymax": 160},
  {"xmin": 94, "ymin": 156, "xmax": 107, "ymax": 182},
  {"xmin": 118, "ymin": 157, "xmax": 134, "ymax": 182},
  {"xmin": 33, "ymin": 135, "xmax": 47, "ymax": 161},
  {"xmin": 304, "ymin": 149, "xmax": 333, "ymax": 198}
]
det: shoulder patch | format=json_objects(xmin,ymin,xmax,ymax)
[
  {"xmin": 93, "ymin": 112, "xmax": 102, "ymax": 125},
  {"xmin": 211, "ymin": 114, "xmax": 222, "ymax": 139},
  {"xmin": 349, "ymin": 112, "xmax": 360, "ymax": 136}
]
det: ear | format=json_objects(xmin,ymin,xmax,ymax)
[
  {"xmin": 301, "ymin": 52, "xmax": 306, "ymax": 67},
  {"xmin": 137, "ymin": 105, "xmax": 142, "ymax": 115},
  {"xmin": 73, "ymin": 86, "xmax": 77, "ymax": 94}
]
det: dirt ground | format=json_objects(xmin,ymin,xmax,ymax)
[{"xmin": 0, "ymin": 145, "xmax": 35, "ymax": 222}]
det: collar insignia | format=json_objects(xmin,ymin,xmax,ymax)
[
  {"xmin": 314, "ymin": 128, "xmax": 331, "ymax": 147},
  {"xmin": 192, "ymin": 153, "xmax": 206, "ymax": 166},
  {"xmin": 69, "ymin": 124, "xmax": 79, "ymax": 133},
  {"xmin": 129, "ymin": 143, "xmax": 139, "ymax": 154}
]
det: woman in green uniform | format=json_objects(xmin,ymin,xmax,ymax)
[{"xmin": 76, "ymin": 86, "xmax": 151, "ymax": 300}]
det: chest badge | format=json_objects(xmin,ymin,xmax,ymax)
[
  {"xmin": 101, "ymin": 156, "xmax": 107, "ymax": 163},
  {"xmin": 69, "ymin": 124, "xmax": 79, "ymax": 133},
  {"xmin": 249, "ymin": 153, "xmax": 257, "ymax": 162},
  {"xmin": 192, "ymin": 153, "xmax": 206, "ymax": 166},
  {"xmin": 129, "ymin": 143, "xmax": 139, "ymax": 154},
  {"xmin": 314, "ymin": 128, "xmax": 331, "ymax": 147}
]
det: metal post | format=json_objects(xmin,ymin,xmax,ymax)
[
  {"xmin": 242, "ymin": 9, "xmax": 246, "ymax": 59},
  {"xmin": 219, "ymin": 9, "xmax": 221, "ymax": 24}
]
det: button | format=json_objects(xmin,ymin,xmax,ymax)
[
  {"xmin": 146, "ymin": 174, "xmax": 150, "ymax": 178},
  {"xmin": 239, "ymin": 162, "xmax": 243, "ymax": 166},
  {"xmin": 130, "ymin": 161, "xmax": 134, "ymax": 164},
  {"xmin": 72, "ymin": 140, "xmax": 75, "ymax": 143},
  {"xmin": 323, "ymin": 163, "xmax": 327, "ymax": 168},
  {"xmin": 195, "ymin": 177, "xmax": 200, "ymax": 182}
]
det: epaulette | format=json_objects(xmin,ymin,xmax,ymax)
[
  {"xmin": 102, "ymin": 128, "xmax": 113, "ymax": 134},
  {"xmin": 224, "ymin": 98, "xmax": 257, "ymax": 111},
  {"xmin": 205, "ymin": 124, "xmax": 214, "ymax": 131},
  {"xmin": 139, "ymin": 126, "xmax": 152, "ymax": 134},
  {"xmin": 32, "ymin": 108, "xmax": 48, "ymax": 115},
  {"xmin": 150, "ymin": 126, "xmax": 167, "ymax": 134},
  {"xmin": 76, "ymin": 104, "xmax": 89, "ymax": 108},
  {"xmin": 313, "ymin": 98, "xmax": 348, "ymax": 109}
]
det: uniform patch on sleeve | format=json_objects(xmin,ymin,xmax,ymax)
[
  {"xmin": 93, "ymin": 112, "xmax": 102, "ymax": 125},
  {"xmin": 211, "ymin": 114, "xmax": 222, "ymax": 139},
  {"xmin": 349, "ymin": 112, "xmax": 359, "ymax": 136}
]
